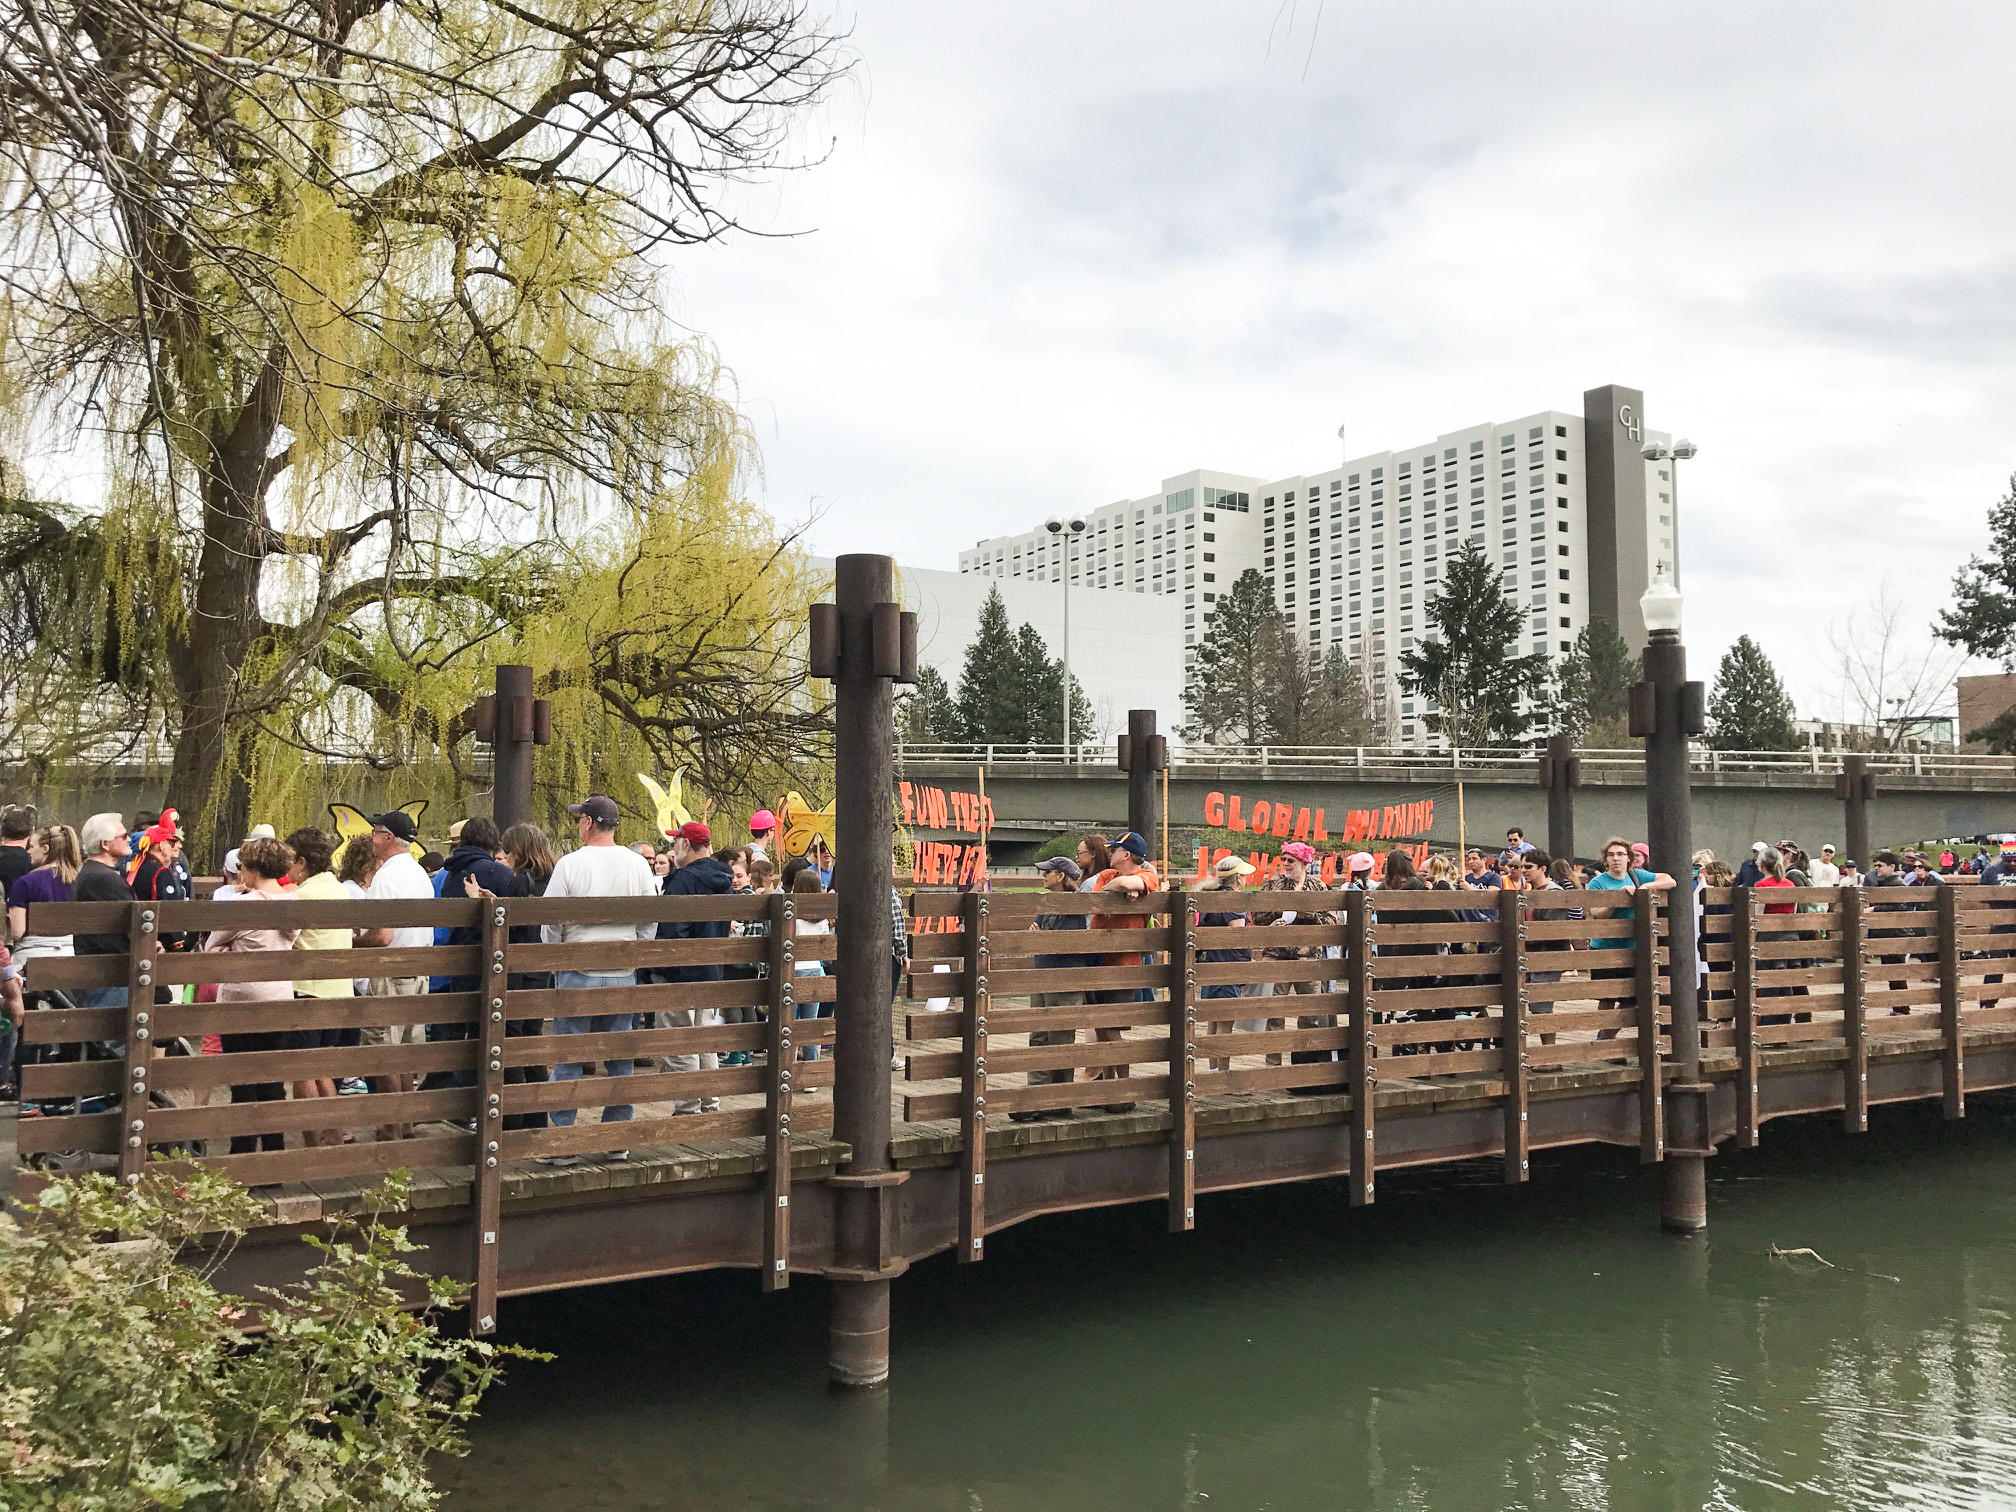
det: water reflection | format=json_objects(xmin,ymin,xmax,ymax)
[{"xmin": 442, "ymin": 1099, "xmax": 2016, "ymax": 1511}]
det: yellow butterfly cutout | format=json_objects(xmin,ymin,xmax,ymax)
[
  {"xmin": 328, "ymin": 800, "xmax": 429, "ymax": 859},
  {"xmin": 777, "ymin": 790, "xmax": 837, "ymax": 859},
  {"xmin": 637, "ymin": 771, "xmax": 702, "ymax": 840}
]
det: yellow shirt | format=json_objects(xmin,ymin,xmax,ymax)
[{"xmin": 292, "ymin": 870, "xmax": 354, "ymax": 998}]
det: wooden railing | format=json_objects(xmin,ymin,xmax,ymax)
[
  {"xmin": 896, "ymin": 886, "xmax": 1665, "ymax": 1234},
  {"xmin": 18, "ymin": 880, "xmax": 2014, "ymax": 1317},
  {"xmin": 18, "ymin": 891, "xmax": 839, "ymax": 1330},
  {"xmin": 1697, "ymin": 883, "xmax": 2016, "ymax": 1142}
]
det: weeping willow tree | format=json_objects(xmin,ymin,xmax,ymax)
[{"xmin": 0, "ymin": 0, "xmax": 847, "ymax": 861}]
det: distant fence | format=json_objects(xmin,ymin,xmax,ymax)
[{"xmin": 897, "ymin": 743, "xmax": 1992, "ymax": 780}]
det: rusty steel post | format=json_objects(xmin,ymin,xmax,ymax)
[
  {"xmin": 1541, "ymin": 732, "xmax": 1578, "ymax": 866},
  {"xmin": 1123, "ymin": 709, "xmax": 1162, "ymax": 858},
  {"xmin": 822, "ymin": 554, "xmax": 911, "ymax": 1387},
  {"xmin": 491, "ymin": 664, "xmax": 536, "ymax": 829},
  {"xmin": 1639, "ymin": 629, "xmax": 1708, "ymax": 1233},
  {"xmin": 1839, "ymin": 753, "xmax": 1874, "ymax": 873}
]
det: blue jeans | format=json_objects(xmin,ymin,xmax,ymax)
[
  {"xmin": 548, "ymin": 969, "xmax": 635, "ymax": 1126},
  {"xmin": 75, "ymin": 985, "xmax": 128, "ymax": 1011}
]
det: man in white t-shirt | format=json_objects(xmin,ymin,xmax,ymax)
[
  {"xmin": 1808, "ymin": 844, "xmax": 1841, "ymax": 887},
  {"xmin": 540, "ymin": 794, "xmax": 660, "ymax": 1163},
  {"xmin": 352, "ymin": 810, "xmax": 437, "ymax": 1131}
]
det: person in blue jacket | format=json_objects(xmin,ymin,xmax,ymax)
[{"xmin": 660, "ymin": 821, "xmax": 735, "ymax": 1113}]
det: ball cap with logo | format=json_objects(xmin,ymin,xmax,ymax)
[
  {"xmin": 675, "ymin": 820, "xmax": 711, "ymax": 846},
  {"xmin": 1110, "ymin": 831, "xmax": 1148, "ymax": 859},
  {"xmin": 567, "ymin": 795, "xmax": 620, "ymax": 826}
]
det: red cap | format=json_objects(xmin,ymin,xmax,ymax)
[{"xmin": 676, "ymin": 820, "xmax": 711, "ymax": 846}]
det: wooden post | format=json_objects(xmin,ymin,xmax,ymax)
[
  {"xmin": 1499, "ymin": 887, "xmax": 1528, "ymax": 1184},
  {"xmin": 1841, "ymin": 884, "xmax": 1868, "ymax": 1133},
  {"xmin": 1168, "ymin": 886, "xmax": 1196, "ymax": 1232},
  {"xmin": 1838, "ymin": 754, "xmax": 1874, "ymax": 877},
  {"xmin": 1346, "ymin": 890, "xmax": 1375, "ymax": 1206},
  {"xmin": 958, "ymin": 890, "xmax": 988, "ymax": 1261},
  {"xmin": 471, "ymin": 897, "xmax": 509, "ymax": 1335},
  {"xmin": 119, "ymin": 901, "xmax": 159, "ymax": 1186},
  {"xmin": 1938, "ymin": 882, "xmax": 1964, "ymax": 1119},
  {"xmin": 1734, "ymin": 887, "xmax": 1759, "ymax": 1148},
  {"xmin": 1634, "ymin": 896, "xmax": 1664, "ymax": 1163},
  {"xmin": 764, "ymin": 890, "xmax": 796, "ymax": 1291}
]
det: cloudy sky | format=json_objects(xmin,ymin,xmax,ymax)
[{"xmin": 670, "ymin": 1, "xmax": 2016, "ymax": 719}]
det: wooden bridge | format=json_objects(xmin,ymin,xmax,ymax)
[{"xmin": 17, "ymin": 878, "xmax": 2016, "ymax": 1380}]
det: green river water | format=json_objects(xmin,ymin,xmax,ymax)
[{"xmin": 441, "ymin": 1098, "xmax": 2016, "ymax": 1511}]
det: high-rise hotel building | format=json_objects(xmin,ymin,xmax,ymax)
[{"xmin": 957, "ymin": 384, "xmax": 1678, "ymax": 746}]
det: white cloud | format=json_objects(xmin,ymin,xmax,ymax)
[{"xmin": 671, "ymin": 0, "xmax": 2016, "ymax": 716}]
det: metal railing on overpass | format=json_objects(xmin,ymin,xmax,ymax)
[{"xmin": 896, "ymin": 742, "xmax": 2002, "ymax": 780}]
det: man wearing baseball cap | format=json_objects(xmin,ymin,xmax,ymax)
[
  {"xmin": 538, "ymin": 796, "xmax": 661, "ymax": 1163},
  {"xmin": 1084, "ymin": 832, "xmax": 1160, "ymax": 1112},
  {"xmin": 657, "ymin": 820, "xmax": 735, "ymax": 1111},
  {"xmin": 1809, "ymin": 844, "xmax": 1841, "ymax": 887},
  {"xmin": 1736, "ymin": 840, "xmax": 1768, "ymax": 889}
]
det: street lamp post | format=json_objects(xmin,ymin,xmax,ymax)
[
  {"xmin": 1044, "ymin": 515, "xmax": 1087, "ymax": 761},
  {"xmin": 1640, "ymin": 435, "xmax": 1697, "ymax": 581},
  {"xmin": 1630, "ymin": 573, "xmax": 1710, "ymax": 1232}
]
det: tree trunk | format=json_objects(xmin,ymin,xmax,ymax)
[{"xmin": 164, "ymin": 351, "xmax": 284, "ymax": 870}]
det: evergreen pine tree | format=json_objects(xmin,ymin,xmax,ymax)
[
  {"xmin": 1011, "ymin": 623, "xmax": 1095, "ymax": 746},
  {"xmin": 1399, "ymin": 543, "xmax": 1550, "ymax": 747},
  {"xmin": 1259, "ymin": 629, "xmax": 1377, "ymax": 746},
  {"xmin": 952, "ymin": 587, "xmax": 1024, "ymax": 743},
  {"xmin": 1705, "ymin": 635, "xmax": 1801, "ymax": 751},
  {"xmin": 1184, "ymin": 569, "xmax": 1280, "ymax": 744},
  {"xmin": 1552, "ymin": 620, "xmax": 1642, "ymax": 745},
  {"xmin": 897, "ymin": 665, "xmax": 961, "ymax": 743},
  {"xmin": 1937, "ymin": 472, "xmax": 2016, "ymax": 749}
]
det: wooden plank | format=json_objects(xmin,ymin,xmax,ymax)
[
  {"xmin": 139, "ymin": 1087, "xmax": 474, "ymax": 1143},
  {"xmin": 501, "ymin": 1022, "xmax": 774, "ymax": 1066},
  {"xmin": 1842, "ymin": 885, "xmax": 1868, "ymax": 1133},
  {"xmin": 907, "ymin": 1035, "xmax": 1169, "ymax": 1081},
  {"xmin": 1169, "ymin": 887, "xmax": 1196, "ymax": 1234},
  {"xmin": 1939, "ymin": 882, "xmax": 1964, "ymax": 1120},
  {"xmin": 1371, "ymin": 1016, "xmax": 1503, "ymax": 1048},
  {"xmin": 499, "ymin": 1107, "xmax": 767, "ymax": 1159},
  {"xmin": 1500, "ymin": 888, "xmax": 1529, "ymax": 1184},
  {"xmin": 1634, "ymin": 894, "xmax": 1663, "ymax": 1162},
  {"xmin": 470, "ymin": 897, "xmax": 509, "ymax": 1336},
  {"xmin": 1346, "ymin": 891, "xmax": 1375, "ymax": 1206},
  {"xmin": 903, "ymin": 1073, "xmax": 1175, "ymax": 1122},
  {"xmin": 121, "ymin": 903, "xmax": 158, "ymax": 1185},
  {"xmin": 1734, "ymin": 885, "xmax": 1758, "ymax": 1148},
  {"xmin": 764, "ymin": 890, "xmax": 794, "ymax": 1291},
  {"xmin": 151, "ymin": 944, "xmax": 479, "ymax": 986},
  {"xmin": 960, "ymin": 890, "xmax": 988, "ymax": 1262},
  {"xmin": 1372, "ymin": 1047, "xmax": 1504, "ymax": 1079}
]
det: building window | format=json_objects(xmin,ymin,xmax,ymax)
[
  {"xmin": 1558, "ymin": 545, "xmax": 1569, "ymax": 556},
  {"xmin": 1555, "ymin": 425, "xmax": 1566, "ymax": 437}
]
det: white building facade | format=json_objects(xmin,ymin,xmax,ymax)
[
  {"xmin": 893, "ymin": 563, "xmax": 1184, "ymax": 744},
  {"xmin": 957, "ymin": 384, "xmax": 1678, "ymax": 746}
]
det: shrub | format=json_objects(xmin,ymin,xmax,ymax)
[{"xmin": 0, "ymin": 1166, "xmax": 539, "ymax": 1510}]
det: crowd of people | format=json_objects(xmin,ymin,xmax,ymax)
[
  {"xmin": 2, "ymin": 789, "xmax": 1994, "ymax": 1154},
  {"xmin": 0, "ymin": 795, "xmax": 858, "ymax": 1169}
]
